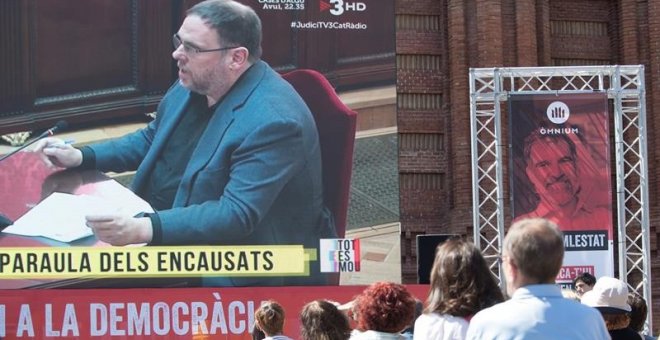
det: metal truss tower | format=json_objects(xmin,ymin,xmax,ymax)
[{"xmin": 469, "ymin": 65, "xmax": 651, "ymax": 330}]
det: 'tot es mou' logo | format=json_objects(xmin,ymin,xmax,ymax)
[
  {"xmin": 320, "ymin": 0, "xmax": 366, "ymax": 15},
  {"xmin": 319, "ymin": 239, "xmax": 361, "ymax": 272}
]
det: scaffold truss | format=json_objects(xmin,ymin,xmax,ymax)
[{"xmin": 469, "ymin": 65, "xmax": 651, "ymax": 330}]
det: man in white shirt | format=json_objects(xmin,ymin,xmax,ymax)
[{"xmin": 466, "ymin": 218, "xmax": 610, "ymax": 340}]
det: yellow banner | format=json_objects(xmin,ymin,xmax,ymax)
[{"xmin": 0, "ymin": 246, "xmax": 311, "ymax": 279}]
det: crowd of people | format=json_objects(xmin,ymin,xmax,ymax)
[{"xmin": 248, "ymin": 218, "xmax": 654, "ymax": 340}]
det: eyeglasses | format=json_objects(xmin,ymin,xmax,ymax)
[{"xmin": 172, "ymin": 34, "xmax": 239, "ymax": 55}]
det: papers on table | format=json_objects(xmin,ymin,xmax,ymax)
[{"xmin": 3, "ymin": 191, "xmax": 153, "ymax": 243}]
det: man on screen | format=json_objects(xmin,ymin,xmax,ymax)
[
  {"xmin": 515, "ymin": 130, "xmax": 611, "ymax": 232},
  {"xmin": 34, "ymin": 0, "xmax": 335, "ymax": 286}
]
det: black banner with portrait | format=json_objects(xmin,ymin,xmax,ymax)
[{"xmin": 509, "ymin": 93, "xmax": 613, "ymax": 285}]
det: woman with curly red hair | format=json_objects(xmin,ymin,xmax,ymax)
[
  {"xmin": 413, "ymin": 238, "xmax": 504, "ymax": 339},
  {"xmin": 350, "ymin": 281, "xmax": 416, "ymax": 339}
]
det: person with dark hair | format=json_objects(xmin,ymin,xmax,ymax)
[
  {"xmin": 251, "ymin": 323, "xmax": 266, "ymax": 340},
  {"xmin": 414, "ymin": 238, "xmax": 504, "ymax": 340},
  {"xmin": 34, "ymin": 0, "xmax": 335, "ymax": 286},
  {"xmin": 350, "ymin": 281, "xmax": 416, "ymax": 339},
  {"xmin": 401, "ymin": 299, "xmax": 423, "ymax": 339},
  {"xmin": 516, "ymin": 129, "xmax": 610, "ymax": 232},
  {"xmin": 573, "ymin": 272, "xmax": 597, "ymax": 298},
  {"xmin": 581, "ymin": 276, "xmax": 641, "ymax": 340},
  {"xmin": 300, "ymin": 300, "xmax": 351, "ymax": 340},
  {"xmin": 254, "ymin": 300, "xmax": 293, "ymax": 340},
  {"xmin": 466, "ymin": 218, "xmax": 609, "ymax": 339},
  {"xmin": 628, "ymin": 293, "xmax": 655, "ymax": 340}
]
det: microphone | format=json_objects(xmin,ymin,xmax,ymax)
[{"xmin": 0, "ymin": 120, "xmax": 69, "ymax": 162}]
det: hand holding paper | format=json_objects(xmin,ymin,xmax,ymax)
[
  {"xmin": 86, "ymin": 214, "xmax": 153, "ymax": 246},
  {"xmin": 3, "ymin": 191, "xmax": 153, "ymax": 243}
]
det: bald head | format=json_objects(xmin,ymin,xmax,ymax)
[{"xmin": 504, "ymin": 218, "xmax": 564, "ymax": 284}]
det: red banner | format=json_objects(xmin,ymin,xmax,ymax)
[{"xmin": 0, "ymin": 285, "xmax": 428, "ymax": 339}]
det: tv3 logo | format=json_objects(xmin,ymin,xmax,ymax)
[{"xmin": 322, "ymin": 0, "xmax": 366, "ymax": 15}]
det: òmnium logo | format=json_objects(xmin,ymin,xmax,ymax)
[{"xmin": 546, "ymin": 101, "xmax": 570, "ymax": 124}]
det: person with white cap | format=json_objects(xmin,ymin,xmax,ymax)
[{"xmin": 581, "ymin": 276, "xmax": 642, "ymax": 340}]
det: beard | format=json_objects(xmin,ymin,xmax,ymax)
[
  {"xmin": 178, "ymin": 62, "xmax": 228, "ymax": 97},
  {"xmin": 541, "ymin": 178, "xmax": 578, "ymax": 208}
]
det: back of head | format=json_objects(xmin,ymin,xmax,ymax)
[
  {"xmin": 402, "ymin": 299, "xmax": 424, "ymax": 334},
  {"xmin": 601, "ymin": 314, "xmax": 631, "ymax": 331},
  {"xmin": 425, "ymin": 238, "xmax": 504, "ymax": 317},
  {"xmin": 187, "ymin": 0, "xmax": 262, "ymax": 62},
  {"xmin": 354, "ymin": 281, "xmax": 416, "ymax": 333},
  {"xmin": 504, "ymin": 218, "xmax": 564, "ymax": 283},
  {"xmin": 300, "ymin": 300, "xmax": 351, "ymax": 340},
  {"xmin": 251, "ymin": 324, "xmax": 266, "ymax": 340},
  {"xmin": 628, "ymin": 293, "xmax": 648, "ymax": 332},
  {"xmin": 254, "ymin": 300, "xmax": 286, "ymax": 336}
]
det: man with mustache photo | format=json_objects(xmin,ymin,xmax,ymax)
[{"xmin": 514, "ymin": 130, "xmax": 611, "ymax": 233}]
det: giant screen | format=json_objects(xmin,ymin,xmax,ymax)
[{"xmin": 0, "ymin": 0, "xmax": 415, "ymax": 338}]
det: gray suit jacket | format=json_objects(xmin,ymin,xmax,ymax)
[{"xmin": 88, "ymin": 61, "xmax": 336, "ymax": 286}]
